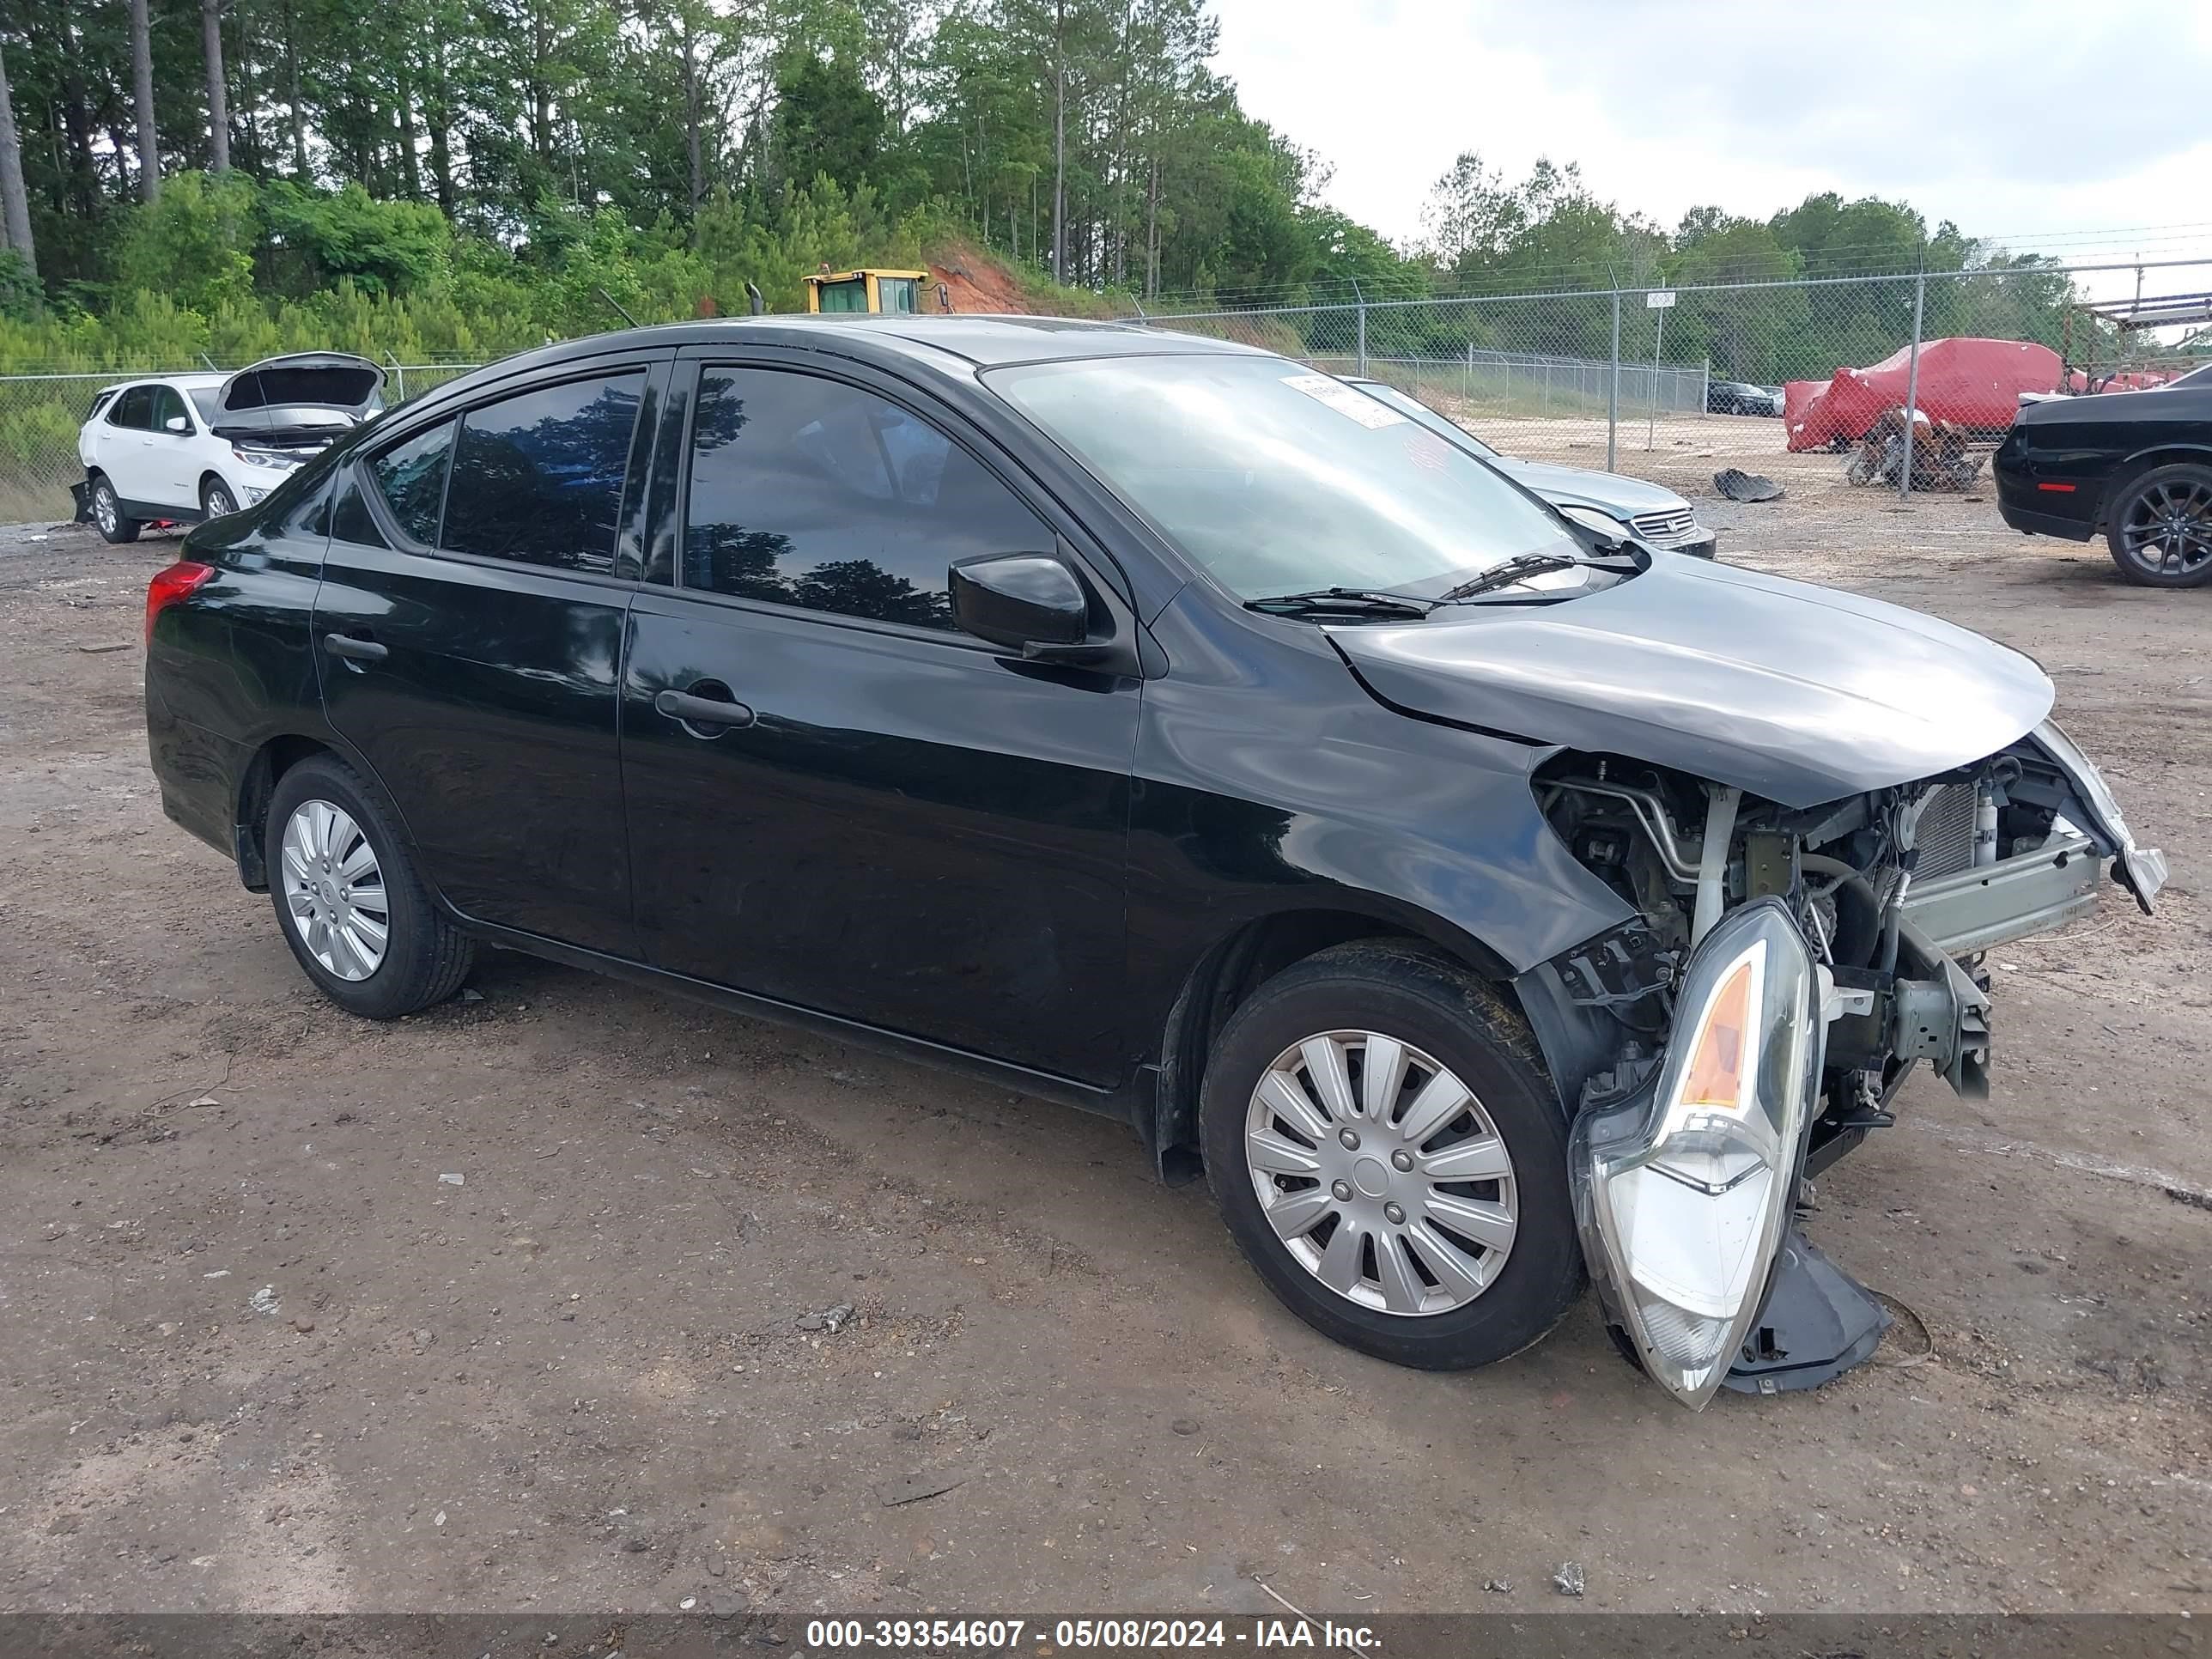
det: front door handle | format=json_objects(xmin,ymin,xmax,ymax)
[
  {"xmin": 324, "ymin": 633, "xmax": 389, "ymax": 663},
  {"xmin": 654, "ymin": 688, "xmax": 756, "ymax": 731}
]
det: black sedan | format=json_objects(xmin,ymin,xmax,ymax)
[
  {"xmin": 143, "ymin": 316, "xmax": 2160, "ymax": 1409},
  {"xmin": 1994, "ymin": 378, "xmax": 2212, "ymax": 586},
  {"xmin": 1706, "ymin": 379, "xmax": 1784, "ymax": 416}
]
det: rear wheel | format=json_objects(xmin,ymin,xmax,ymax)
[
  {"xmin": 265, "ymin": 754, "xmax": 474, "ymax": 1018},
  {"xmin": 89, "ymin": 476, "xmax": 138, "ymax": 544},
  {"xmin": 1200, "ymin": 939, "xmax": 1583, "ymax": 1370},
  {"xmin": 2106, "ymin": 463, "xmax": 2212, "ymax": 587},
  {"xmin": 200, "ymin": 477, "xmax": 240, "ymax": 520}
]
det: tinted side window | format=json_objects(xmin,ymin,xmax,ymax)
[
  {"xmin": 150, "ymin": 386, "xmax": 191, "ymax": 432},
  {"xmin": 369, "ymin": 421, "xmax": 454, "ymax": 545},
  {"xmin": 442, "ymin": 373, "xmax": 644, "ymax": 573},
  {"xmin": 684, "ymin": 368, "xmax": 1050, "ymax": 631},
  {"xmin": 330, "ymin": 471, "xmax": 389, "ymax": 548},
  {"xmin": 108, "ymin": 386, "xmax": 152, "ymax": 430}
]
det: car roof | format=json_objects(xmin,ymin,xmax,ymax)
[{"xmin": 399, "ymin": 314, "xmax": 1271, "ymax": 421}]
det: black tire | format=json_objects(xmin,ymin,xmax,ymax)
[
  {"xmin": 2105, "ymin": 462, "xmax": 2212, "ymax": 588},
  {"xmin": 264, "ymin": 753, "xmax": 474, "ymax": 1018},
  {"xmin": 89, "ymin": 475, "xmax": 139, "ymax": 544},
  {"xmin": 1200, "ymin": 939, "xmax": 1583, "ymax": 1370},
  {"xmin": 201, "ymin": 477, "xmax": 240, "ymax": 520}
]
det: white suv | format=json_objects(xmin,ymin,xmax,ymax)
[{"xmin": 77, "ymin": 354, "xmax": 384, "ymax": 543}]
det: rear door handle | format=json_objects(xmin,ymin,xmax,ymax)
[
  {"xmin": 654, "ymin": 688, "xmax": 756, "ymax": 730},
  {"xmin": 324, "ymin": 633, "xmax": 389, "ymax": 663}
]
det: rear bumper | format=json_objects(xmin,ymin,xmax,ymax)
[{"xmin": 1995, "ymin": 489, "xmax": 2098, "ymax": 541}]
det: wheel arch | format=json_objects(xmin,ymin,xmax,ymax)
[
  {"xmin": 1144, "ymin": 901, "xmax": 1525, "ymax": 1184},
  {"xmin": 2100, "ymin": 446, "xmax": 2212, "ymax": 528},
  {"xmin": 233, "ymin": 733, "xmax": 340, "ymax": 890}
]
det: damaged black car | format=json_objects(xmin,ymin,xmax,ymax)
[{"xmin": 143, "ymin": 319, "xmax": 2165, "ymax": 1410}]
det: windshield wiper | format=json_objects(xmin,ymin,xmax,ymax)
[
  {"xmin": 1435, "ymin": 553, "xmax": 1626, "ymax": 601},
  {"xmin": 1244, "ymin": 587, "xmax": 1437, "ymax": 620}
]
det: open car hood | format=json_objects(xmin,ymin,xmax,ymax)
[
  {"xmin": 212, "ymin": 353, "xmax": 386, "ymax": 439},
  {"xmin": 1328, "ymin": 555, "xmax": 2055, "ymax": 809}
]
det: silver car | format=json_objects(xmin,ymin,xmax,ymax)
[{"xmin": 1349, "ymin": 377, "xmax": 1720, "ymax": 560}]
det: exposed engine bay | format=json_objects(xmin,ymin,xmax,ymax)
[{"xmin": 1518, "ymin": 720, "xmax": 2165, "ymax": 1407}]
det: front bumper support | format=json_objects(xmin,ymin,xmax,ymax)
[{"xmin": 1722, "ymin": 1229, "xmax": 1891, "ymax": 1395}]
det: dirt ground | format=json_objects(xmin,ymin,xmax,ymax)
[{"xmin": 2, "ymin": 499, "xmax": 2208, "ymax": 1620}]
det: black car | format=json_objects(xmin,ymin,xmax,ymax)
[
  {"xmin": 144, "ymin": 317, "xmax": 2163, "ymax": 1409},
  {"xmin": 1706, "ymin": 379, "xmax": 1784, "ymax": 417},
  {"xmin": 1994, "ymin": 379, "xmax": 2212, "ymax": 586}
]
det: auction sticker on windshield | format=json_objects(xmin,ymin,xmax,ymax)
[{"xmin": 1281, "ymin": 372, "xmax": 1407, "ymax": 428}]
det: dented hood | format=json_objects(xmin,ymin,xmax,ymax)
[{"xmin": 1329, "ymin": 555, "xmax": 2054, "ymax": 808}]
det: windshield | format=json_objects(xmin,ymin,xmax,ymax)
[
  {"xmin": 1352, "ymin": 380, "xmax": 1500, "ymax": 457},
  {"xmin": 988, "ymin": 354, "xmax": 1582, "ymax": 602}
]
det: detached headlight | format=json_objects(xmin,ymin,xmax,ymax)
[
  {"xmin": 1571, "ymin": 897, "xmax": 1824, "ymax": 1408},
  {"xmin": 231, "ymin": 445, "xmax": 303, "ymax": 471}
]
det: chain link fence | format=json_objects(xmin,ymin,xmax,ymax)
[
  {"xmin": 0, "ymin": 361, "xmax": 485, "ymax": 524},
  {"xmin": 1135, "ymin": 259, "xmax": 2210, "ymax": 559},
  {"xmin": 4, "ymin": 261, "xmax": 2206, "ymax": 553}
]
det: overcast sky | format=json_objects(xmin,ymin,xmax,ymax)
[{"xmin": 1210, "ymin": 0, "xmax": 2212, "ymax": 283}]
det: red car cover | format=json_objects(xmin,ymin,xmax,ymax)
[{"xmin": 1784, "ymin": 337, "xmax": 2063, "ymax": 451}]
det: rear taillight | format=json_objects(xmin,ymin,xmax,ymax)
[{"xmin": 145, "ymin": 561, "xmax": 215, "ymax": 645}]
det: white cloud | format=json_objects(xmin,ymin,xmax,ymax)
[{"xmin": 1211, "ymin": 0, "xmax": 2212, "ymax": 275}]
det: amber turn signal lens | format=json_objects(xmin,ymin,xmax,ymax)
[{"xmin": 1680, "ymin": 957, "xmax": 1752, "ymax": 1111}]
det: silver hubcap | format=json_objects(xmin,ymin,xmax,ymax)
[
  {"xmin": 281, "ymin": 799, "xmax": 389, "ymax": 981},
  {"xmin": 95, "ymin": 488, "xmax": 117, "ymax": 532},
  {"xmin": 1243, "ymin": 1030, "xmax": 1518, "ymax": 1317}
]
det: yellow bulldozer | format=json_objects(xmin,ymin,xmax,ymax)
[{"xmin": 800, "ymin": 269, "xmax": 951, "ymax": 315}]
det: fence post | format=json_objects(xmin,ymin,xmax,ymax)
[
  {"xmin": 1899, "ymin": 266, "xmax": 1926, "ymax": 501},
  {"xmin": 1701, "ymin": 356, "xmax": 1711, "ymax": 421},
  {"xmin": 1464, "ymin": 337, "xmax": 1474, "ymax": 404},
  {"xmin": 1351, "ymin": 276, "xmax": 1368, "ymax": 376},
  {"xmin": 389, "ymin": 356, "xmax": 405, "ymax": 404},
  {"xmin": 1607, "ymin": 289, "xmax": 1621, "ymax": 472}
]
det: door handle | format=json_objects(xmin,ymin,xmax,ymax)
[
  {"xmin": 324, "ymin": 633, "xmax": 389, "ymax": 663},
  {"xmin": 654, "ymin": 688, "xmax": 756, "ymax": 731}
]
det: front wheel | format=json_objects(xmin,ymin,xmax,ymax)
[
  {"xmin": 201, "ymin": 477, "xmax": 240, "ymax": 520},
  {"xmin": 2106, "ymin": 463, "xmax": 2212, "ymax": 587},
  {"xmin": 89, "ymin": 476, "xmax": 139, "ymax": 544},
  {"xmin": 1200, "ymin": 939, "xmax": 1583, "ymax": 1370},
  {"xmin": 265, "ymin": 754, "xmax": 475, "ymax": 1018}
]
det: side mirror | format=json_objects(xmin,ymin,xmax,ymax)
[
  {"xmin": 164, "ymin": 415, "xmax": 191, "ymax": 434},
  {"xmin": 949, "ymin": 554, "xmax": 1088, "ymax": 652}
]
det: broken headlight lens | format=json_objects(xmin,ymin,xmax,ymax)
[{"xmin": 1571, "ymin": 896, "xmax": 1824, "ymax": 1408}]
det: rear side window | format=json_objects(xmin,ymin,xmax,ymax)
[
  {"xmin": 369, "ymin": 421, "xmax": 454, "ymax": 545},
  {"xmin": 441, "ymin": 373, "xmax": 644, "ymax": 574},
  {"xmin": 683, "ymin": 368, "xmax": 1051, "ymax": 630},
  {"xmin": 108, "ymin": 386, "xmax": 153, "ymax": 430}
]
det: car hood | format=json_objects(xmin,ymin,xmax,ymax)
[
  {"xmin": 1487, "ymin": 455, "xmax": 1689, "ymax": 519},
  {"xmin": 1328, "ymin": 556, "xmax": 2054, "ymax": 808},
  {"xmin": 213, "ymin": 353, "xmax": 386, "ymax": 438}
]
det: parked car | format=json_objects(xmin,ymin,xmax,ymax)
[
  {"xmin": 76, "ymin": 353, "xmax": 386, "ymax": 543},
  {"xmin": 1993, "ymin": 375, "xmax": 2212, "ymax": 586},
  {"xmin": 143, "ymin": 317, "xmax": 2162, "ymax": 1409},
  {"xmin": 1346, "ymin": 377, "xmax": 1719, "ymax": 559},
  {"xmin": 1707, "ymin": 378, "xmax": 1785, "ymax": 416}
]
